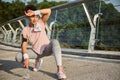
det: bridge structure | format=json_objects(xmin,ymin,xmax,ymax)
[
  {"xmin": 0, "ymin": 0, "xmax": 120, "ymax": 80},
  {"xmin": 0, "ymin": 0, "xmax": 120, "ymax": 59},
  {"xmin": 0, "ymin": 0, "xmax": 104, "ymax": 52},
  {"xmin": 0, "ymin": 0, "xmax": 120, "ymax": 52}
]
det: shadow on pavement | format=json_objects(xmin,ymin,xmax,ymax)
[
  {"xmin": 28, "ymin": 66, "xmax": 57, "ymax": 79},
  {"xmin": 0, "ymin": 59, "xmax": 23, "ymax": 77},
  {"xmin": 40, "ymin": 70, "xmax": 57, "ymax": 79}
]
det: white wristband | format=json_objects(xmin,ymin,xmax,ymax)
[
  {"xmin": 34, "ymin": 10, "xmax": 42, "ymax": 17},
  {"xmin": 23, "ymin": 53, "xmax": 29, "ymax": 59}
]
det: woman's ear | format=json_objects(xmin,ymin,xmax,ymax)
[{"xmin": 24, "ymin": 11, "xmax": 27, "ymax": 15}]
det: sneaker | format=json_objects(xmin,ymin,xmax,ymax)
[
  {"xmin": 33, "ymin": 58, "xmax": 43, "ymax": 72},
  {"xmin": 57, "ymin": 71, "xmax": 67, "ymax": 79}
]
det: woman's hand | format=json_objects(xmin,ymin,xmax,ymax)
[
  {"xmin": 23, "ymin": 58, "xmax": 29, "ymax": 68},
  {"xmin": 24, "ymin": 10, "xmax": 35, "ymax": 17}
]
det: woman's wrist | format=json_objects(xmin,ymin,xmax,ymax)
[
  {"xmin": 34, "ymin": 10, "xmax": 40, "ymax": 15},
  {"xmin": 34, "ymin": 10, "xmax": 42, "ymax": 17},
  {"xmin": 23, "ymin": 53, "xmax": 29, "ymax": 59}
]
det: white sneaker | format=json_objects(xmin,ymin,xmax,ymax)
[
  {"xmin": 57, "ymin": 71, "xmax": 67, "ymax": 79},
  {"xmin": 33, "ymin": 58, "xmax": 43, "ymax": 72}
]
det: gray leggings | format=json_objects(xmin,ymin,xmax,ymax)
[{"xmin": 15, "ymin": 39, "xmax": 62, "ymax": 66}]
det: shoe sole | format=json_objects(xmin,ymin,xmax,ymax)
[
  {"xmin": 33, "ymin": 59, "xmax": 43, "ymax": 72},
  {"xmin": 58, "ymin": 78, "xmax": 65, "ymax": 80}
]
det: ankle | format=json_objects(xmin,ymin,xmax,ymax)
[
  {"xmin": 57, "ymin": 65, "xmax": 63, "ymax": 71},
  {"xmin": 58, "ymin": 69, "xmax": 65, "ymax": 74}
]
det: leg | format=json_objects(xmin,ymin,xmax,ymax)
[
  {"xmin": 31, "ymin": 50, "xmax": 43, "ymax": 71},
  {"xmin": 37, "ymin": 39, "xmax": 66, "ymax": 79},
  {"xmin": 33, "ymin": 56, "xmax": 43, "ymax": 71},
  {"xmin": 51, "ymin": 39, "xmax": 62, "ymax": 70},
  {"xmin": 40, "ymin": 39, "xmax": 63, "ymax": 69},
  {"xmin": 51, "ymin": 39, "xmax": 66, "ymax": 79},
  {"xmin": 32, "ymin": 42, "xmax": 53, "ymax": 71}
]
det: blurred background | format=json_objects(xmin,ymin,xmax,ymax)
[{"xmin": 0, "ymin": 0, "xmax": 120, "ymax": 51}]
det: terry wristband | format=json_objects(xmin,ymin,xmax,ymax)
[
  {"xmin": 34, "ymin": 10, "xmax": 42, "ymax": 18},
  {"xmin": 23, "ymin": 53, "xmax": 29, "ymax": 59}
]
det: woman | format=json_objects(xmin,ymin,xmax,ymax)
[{"xmin": 21, "ymin": 5, "xmax": 66, "ymax": 79}]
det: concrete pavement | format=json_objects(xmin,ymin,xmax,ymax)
[{"xmin": 0, "ymin": 44, "xmax": 120, "ymax": 80}]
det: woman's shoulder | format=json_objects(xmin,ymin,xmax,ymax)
[
  {"xmin": 23, "ymin": 26, "xmax": 29, "ymax": 30},
  {"xmin": 22, "ymin": 26, "xmax": 31, "ymax": 36}
]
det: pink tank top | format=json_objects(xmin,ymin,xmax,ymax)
[{"xmin": 22, "ymin": 19, "xmax": 50, "ymax": 54}]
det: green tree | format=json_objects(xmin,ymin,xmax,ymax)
[
  {"xmin": 0, "ymin": 0, "xmax": 25, "ymax": 23},
  {"xmin": 43, "ymin": 0, "xmax": 48, "ymax": 2},
  {"xmin": 27, "ymin": 0, "xmax": 38, "ymax": 6}
]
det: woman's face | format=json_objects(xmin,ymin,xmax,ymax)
[{"xmin": 28, "ymin": 15, "xmax": 39, "ymax": 25}]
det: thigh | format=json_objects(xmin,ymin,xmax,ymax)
[{"xmin": 40, "ymin": 42, "xmax": 53, "ymax": 57}]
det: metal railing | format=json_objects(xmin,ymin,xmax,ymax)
[
  {"xmin": 1, "ymin": 0, "xmax": 119, "ymax": 52},
  {"xmin": 1, "ymin": 0, "xmax": 100, "ymax": 52}
]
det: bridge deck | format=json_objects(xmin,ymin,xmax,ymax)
[{"xmin": 0, "ymin": 44, "xmax": 120, "ymax": 80}]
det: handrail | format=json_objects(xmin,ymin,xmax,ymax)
[
  {"xmin": 51, "ymin": 0, "xmax": 94, "ymax": 10},
  {"xmin": 0, "ymin": 16, "xmax": 25, "ymax": 26},
  {"xmin": 0, "ymin": 0, "xmax": 94, "ymax": 27},
  {"xmin": 0, "ymin": 0, "xmax": 95, "ymax": 52}
]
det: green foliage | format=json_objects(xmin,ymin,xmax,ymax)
[
  {"xmin": 48, "ymin": 0, "xmax": 120, "ymax": 51},
  {"xmin": 0, "ymin": 0, "xmax": 25, "ymax": 23},
  {"xmin": 0, "ymin": 0, "xmax": 66, "ymax": 23},
  {"xmin": 36, "ymin": 1, "xmax": 66, "ymax": 9},
  {"xmin": 27, "ymin": 0, "xmax": 38, "ymax": 6},
  {"xmin": 0, "ymin": 0, "xmax": 120, "ymax": 51}
]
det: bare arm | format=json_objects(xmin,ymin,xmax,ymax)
[
  {"xmin": 25, "ymin": 8, "xmax": 51, "ymax": 24},
  {"xmin": 22, "ymin": 34, "xmax": 28, "ymax": 53},
  {"xmin": 21, "ymin": 34, "xmax": 29, "ymax": 68},
  {"xmin": 40, "ymin": 8, "xmax": 51, "ymax": 24}
]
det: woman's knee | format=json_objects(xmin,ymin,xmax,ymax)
[
  {"xmin": 15, "ymin": 52, "xmax": 23, "ymax": 63},
  {"xmin": 51, "ymin": 39, "xmax": 61, "ymax": 53},
  {"xmin": 51, "ymin": 39, "xmax": 60, "ymax": 46}
]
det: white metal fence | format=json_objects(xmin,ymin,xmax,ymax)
[{"xmin": 0, "ymin": 0, "xmax": 120, "ymax": 52}]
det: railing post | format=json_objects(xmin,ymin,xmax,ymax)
[
  {"xmin": 17, "ymin": 20, "xmax": 25, "ymax": 29},
  {"xmin": 15, "ymin": 28, "xmax": 21, "ymax": 42},
  {"xmin": 82, "ymin": 3, "xmax": 96, "ymax": 52},
  {"xmin": 45, "ymin": 24, "xmax": 51, "ymax": 39},
  {"xmin": 48, "ymin": 21, "xmax": 57, "ymax": 39},
  {"xmin": 7, "ymin": 30, "xmax": 12, "ymax": 42},
  {"xmin": 8, "ymin": 23, "xmax": 17, "ymax": 43},
  {"xmin": 2, "ymin": 26, "xmax": 10, "ymax": 42},
  {"xmin": 1, "ymin": 27, "xmax": 7, "ymax": 42}
]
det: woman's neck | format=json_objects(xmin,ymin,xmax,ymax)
[{"xmin": 29, "ymin": 23, "xmax": 34, "ymax": 28}]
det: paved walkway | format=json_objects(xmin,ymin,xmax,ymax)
[{"xmin": 0, "ymin": 44, "xmax": 120, "ymax": 80}]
